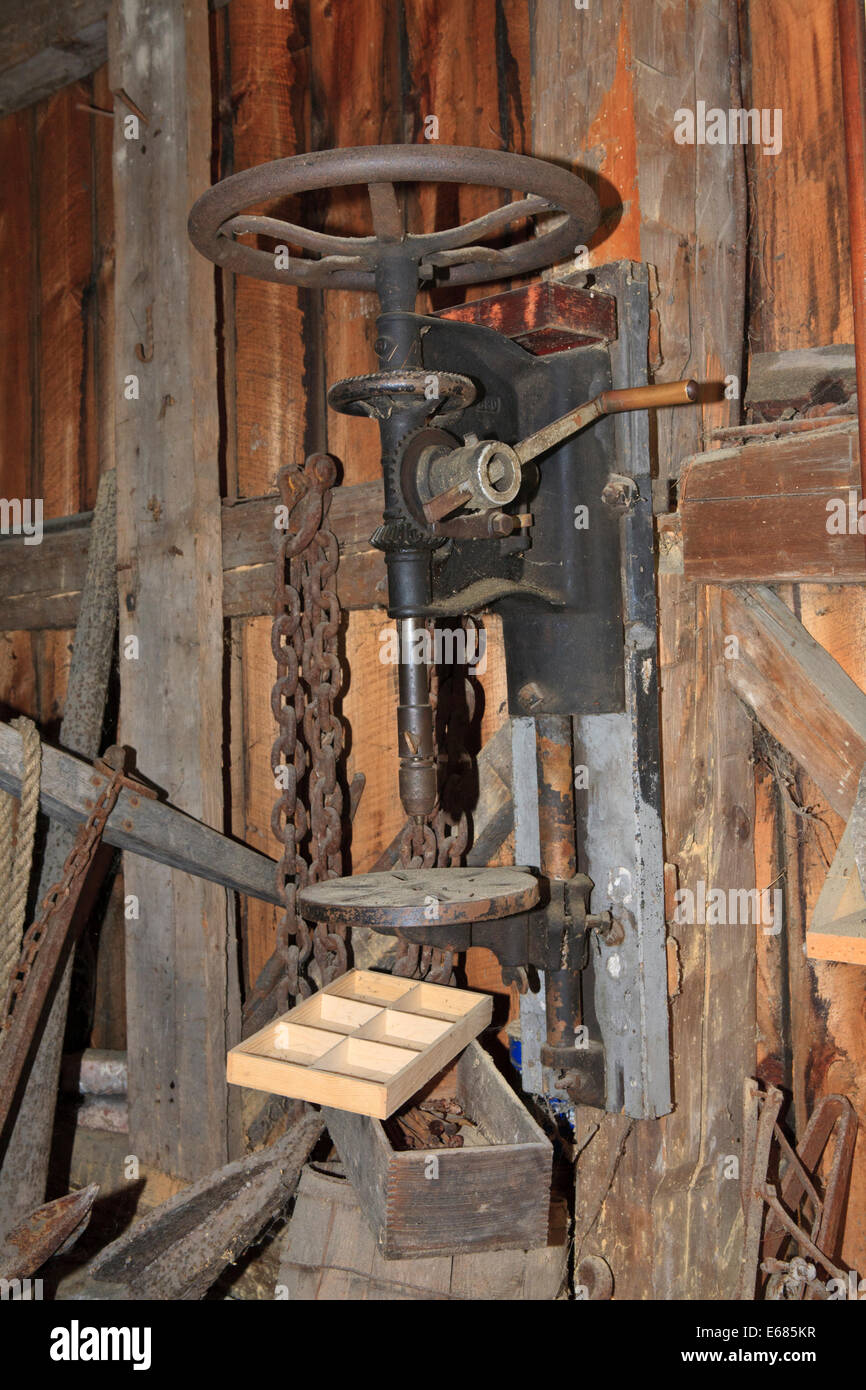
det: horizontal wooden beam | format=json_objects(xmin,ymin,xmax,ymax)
[
  {"xmin": 720, "ymin": 584, "xmax": 866, "ymax": 819},
  {"xmin": 221, "ymin": 483, "xmax": 385, "ymax": 618},
  {"xmin": 435, "ymin": 279, "xmax": 616, "ymax": 355},
  {"xmin": 0, "ymin": 0, "xmax": 231, "ymax": 118},
  {"xmin": 0, "ymin": 0, "xmax": 106, "ymax": 117},
  {"xmin": 0, "ymin": 720, "xmax": 281, "ymax": 904},
  {"xmin": 745, "ymin": 344, "xmax": 857, "ymax": 416},
  {"xmin": 680, "ymin": 422, "xmax": 864, "ymax": 583},
  {"xmin": 0, "ymin": 481, "xmax": 387, "ymax": 630}
]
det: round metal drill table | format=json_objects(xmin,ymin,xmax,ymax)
[{"xmin": 297, "ymin": 867, "xmax": 539, "ymax": 930}]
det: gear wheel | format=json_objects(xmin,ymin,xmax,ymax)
[
  {"xmin": 376, "ymin": 425, "xmax": 461, "ymax": 550},
  {"xmin": 370, "ymin": 517, "xmax": 437, "ymax": 552}
]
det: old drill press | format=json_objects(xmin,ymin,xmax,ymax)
[{"xmin": 190, "ymin": 145, "xmax": 698, "ymax": 1118}]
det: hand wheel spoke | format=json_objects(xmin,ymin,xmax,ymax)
[
  {"xmin": 223, "ymin": 214, "xmax": 376, "ymax": 259},
  {"xmin": 424, "ymin": 245, "xmax": 506, "ymax": 269},
  {"xmin": 409, "ymin": 194, "xmax": 552, "ymax": 255},
  {"xmin": 367, "ymin": 181, "xmax": 404, "ymax": 243}
]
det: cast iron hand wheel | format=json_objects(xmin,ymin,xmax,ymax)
[{"xmin": 188, "ymin": 144, "xmax": 600, "ymax": 294}]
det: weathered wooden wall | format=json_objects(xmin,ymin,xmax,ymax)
[
  {"xmin": 0, "ymin": 0, "xmax": 862, "ymax": 1285},
  {"xmin": 0, "ymin": 72, "xmax": 113, "ymax": 729},
  {"xmin": 0, "ymin": 66, "xmax": 120, "ymax": 1051},
  {"xmin": 743, "ymin": 0, "xmax": 866, "ymax": 1274},
  {"xmin": 534, "ymin": 0, "xmax": 753, "ymax": 1300}
]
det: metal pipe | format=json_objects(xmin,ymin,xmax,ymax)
[
  {"xmin": 535, "ymin": 716, "xmax": 577, "ymax": 881},
  {"xmin": 60, "ymin": 1049, "xmax": 128, "ymax": 1096},
  {"xmin": 535, "ymin": 715, "xmax": 579, "ymax": 1052},
  {"xmin": 396, "ymin": 616, "xmax": 438, "ymax": 819},
  {"xmin": 60, "ymin": 1049, "xmax": 129, "ymax": 1133},
  {"xmin": 838, "ymin": 0, "xmax": 866, "ymax": 557}
]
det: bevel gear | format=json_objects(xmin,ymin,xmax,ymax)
[{"xmin": 373, "ymin": 425, "xmax": 462, "ymax": 551}]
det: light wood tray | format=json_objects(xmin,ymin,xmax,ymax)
[{"xmin": 227, "ymin": 969, "xmax": 492, "ymax": 1118}]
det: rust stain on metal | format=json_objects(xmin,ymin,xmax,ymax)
[{"xmin": 0, "ymin": 1184, "xmax": 98, "ymax": 1280}]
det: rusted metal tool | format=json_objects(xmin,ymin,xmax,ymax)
[
  {"xmin": 392, "ymin": 1099, "xmax": 472, "ymax": 1151},
  {"xmin": 188, "ymin": 144, "xmax": 598, "ymax": 294},
  {"xmin": 0, "ymin": 747, "xmax": 152, "ymax": 1142},
  {"xmin": 0, "ymin": 1184, "xmax": 98, "ymax": 1281},
  {"xmin": 761, "ymin": 1092, "xmax": 858, "ymax": 1294},
  {"xmin": 190, "ymin": 146, "xmax": 600, "ymax": 830},
  {"xmin": 738, "ymin": 1078, "xmax": 858, "ymax": 1300},
  {"xmin": 407, "ymin": 379, "xmax": 699, "ymax": 532}
]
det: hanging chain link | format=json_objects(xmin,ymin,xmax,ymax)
[
  {"xmin": 393, "ymin": 616, "xmax": 481, "ymax": 985},
  {"xmin": 243, "ymin": 454, "xmax": 347, "ymax": 1032},
  {"xmin": 244, "ymin": 471, "xmax": 483, "ymax": 1024}
]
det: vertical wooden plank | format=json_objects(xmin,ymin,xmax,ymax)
[
  {"xmin": 222, "ymin": 0, "xmax": 319, "ymax": 1007},
  {"xmin": 0, "ymin": 109, "xmax": 35, "ymax": 512},
  {"xmin": 111, "ymin": 0, "xmax": 239, "ymax": 1178},
  {"xmin": 533, "ymin": 0, "xmax": 642, "ymax": 265},
  {"xmin": 89, "ymin": 64, "xmax": 116, "ymax": 500},
  {"xmin": 754, "ymin": 753, "xmax": 787, "ymax": 1091},
  {"xmin": 497, "ymin": 0, "xmax": 532, "ymax": 155},
  {"xmin": 633, "ymin": 0, "xmax": 746, "ymax": 463},
  {"xmin": 0, "ymin": 110, "xmax": 40, "ymax": 727},
  {"xmin": 309, "ymin": 0, "xmax": 401, "ymax": 486},
  {"xmin": 784, "ymin": 588, "xmax": 866, "ymax": 1272},
  {"xmin": 742, "ymin": 0, "xmax": 864, "ymax": 1271},
  {"xmin": 227, "ymin": 0, "xmax": 318, "ymax": 498},
  {"xmin": 658, "ymin": 584, "xmax": 757, "ymax": 1296},
  {"xmin": 402, "ymin": 0, "xmax": 526, "ymax": 308},
  {"xmin": 83, "ymin": 61, "xmax": 122, "ymax": 1049},
  {"xmin": 238, "ymin": 615, "xmax": 281, "ymax": 989},
  {"xmin": 402, "ymin": 0, "xmax": 502, "ymax": 225},
  {"xmin": 744, "ymin": 0, "xmax": 852, "ymax": 353},
  {"xmin": 0, "ymin": 635, "xmax": 38, "ymax": 721},
  {"xmin": 535, "ymin": 0, "xmax": 751, "ymax": 1298},
  {"xmin": 35, "ymin": 85, "xmax": 95, "ymax": 519},
  {"xmin": 32, "ymin": 82, "xmax": 102, "ymax": 733}
]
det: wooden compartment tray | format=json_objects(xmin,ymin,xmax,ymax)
[
  {"xmin": 226, "ymin": 969, "xmax": 492, "ymax": 1119},
  {"xmin": 324, "ymin": 1040, "xmax": 554, "ymax": 1258}
]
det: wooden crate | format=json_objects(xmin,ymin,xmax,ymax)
[
  {"xmin": 227, "ymin": 970, "xmax": 492, "ymax": 1119},
  {"xmin": 323, "ymin": 1040, "xmax": 553, "ymax": 1259},
  {"xmin": 278, "ymin": 1164, "xmax": 568, "ymax": 1299}
]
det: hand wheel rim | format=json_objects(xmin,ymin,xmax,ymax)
[{"xmin": 188, "ymin": 143, "xmax": 600, "ymax": 292}]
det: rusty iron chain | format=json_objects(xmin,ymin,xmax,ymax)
[
  {"xmin": 245, "ymin": 478, "xmax": 482, "ymax": 1021},
  {"xmin": 243, "ymin": 454, "xmax": 349, "ymax": 1031},
  {"xmin": 393, "ymin": 617, "xmax": 481, "ymax": 985},
  {"xmin": 1, "ymin": 763, "xmax": 127, "ymax": 1035}
]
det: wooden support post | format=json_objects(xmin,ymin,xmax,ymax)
[
  {"xmin": 535, "ymin": 0, "xmax": 752, "ymax": 1298},
  {"xmin": 109, "ymin": 0, "xmax": 239, "ymax": 1178}
]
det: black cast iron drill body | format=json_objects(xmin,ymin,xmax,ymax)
[{"xmin": 372, "ymin": 254, "xmax": 440, "ymax": 823}]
